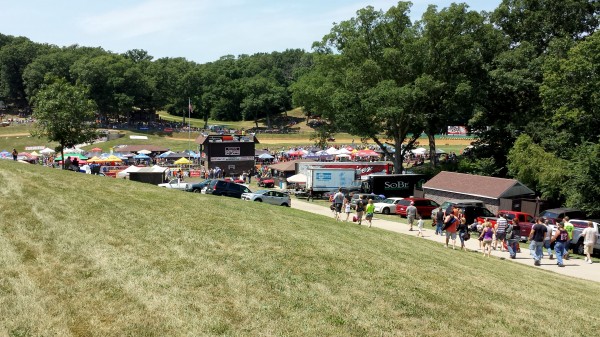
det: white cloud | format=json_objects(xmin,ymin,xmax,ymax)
[{"xmin": 79, "ymin": 0, "xmax": 212, "ymax": 39}]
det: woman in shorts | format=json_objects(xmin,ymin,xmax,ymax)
[{"xmin": 479, "ymin": 220, "xmax": 494, "ymax": 257}]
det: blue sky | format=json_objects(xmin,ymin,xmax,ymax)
[{"xmin": 0, "ymin": 0, "xmax": 500, "ymax": 64}]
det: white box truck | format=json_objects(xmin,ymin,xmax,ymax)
[{"xmin": 306, "ymin": 168, "xmax": 360, "ymax": 195}]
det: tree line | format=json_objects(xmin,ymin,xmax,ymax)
[
  {"xmin": 0, "ymin": 37, "xmax": 312, "ymax": 128},
  {"xmin": 0, "ymin": 0, "xmax": 599, "ymax": 216}
]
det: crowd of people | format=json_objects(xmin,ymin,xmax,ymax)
[{"xmin": 324, "ymin": 194, "xmax": 598, "ymax": 267}]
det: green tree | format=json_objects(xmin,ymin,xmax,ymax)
[
  {"xmin": 31, "ymin": 78, "xmax": 97, "ymax": 169},
  {"xmin": 295, "ymin": 2, "xmax": 424, "ymax": 173}
]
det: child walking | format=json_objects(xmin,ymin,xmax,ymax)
[
  {"xmin": 344, "ymin": 199, "xmax": 352, "ymax": 222},
  {"xmin": 417, "ymin": 215, "xmax": 424, "ymax": 237}
]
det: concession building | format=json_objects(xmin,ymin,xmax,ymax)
[{"xmin": 195, "ymin": 134, "xmax": 258, "ymax": 176}]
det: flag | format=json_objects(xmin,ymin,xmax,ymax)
[{"xmin": 188, "ymin": 98, "xmax": 193, "ymax": 116}]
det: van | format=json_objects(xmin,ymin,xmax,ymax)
[{"xmin": 439, "ymin": 199, "xmax": 485, "ymax": 212}]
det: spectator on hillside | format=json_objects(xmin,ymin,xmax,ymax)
[{"xmin": 11, "ymin": 148, "xmax": 17, "ymax": 161}]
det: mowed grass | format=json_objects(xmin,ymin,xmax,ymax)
[{"xmin": 1, "ymin": 161, "xmax": 599, "ymax": 336}]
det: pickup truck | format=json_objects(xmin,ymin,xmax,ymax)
[
  {"xmin": 476, "ymin": 210, "xmax": 535, "ymax": 241},
  {"xmin": 549, "ymin": 219, "xmax": 600, "ymax": 256},
  {"xmin": 158, "ymin": 178, "xmax": 191, "ymax": 191}
]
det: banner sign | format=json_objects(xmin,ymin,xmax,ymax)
[
  {"xmin": 25, "ymin": 146, "xmax": 45, "ymax": 150},
  {"xmin": 447, "ymin": 126, "xmax": 467, "ymax": 135},
  {"xmin": 211, "ymin": 156, "xmax": 255, "ymax": 162}
]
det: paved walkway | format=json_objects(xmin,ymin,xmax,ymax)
[{"xmin": 291, "ymin": 199, "xmax": 600, "ymax": 283}]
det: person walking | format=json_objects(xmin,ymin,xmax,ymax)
[
  {"xmin": 365, "ymin": 199, "xmax": 375, "ymax": 228},
  {"xmin": 307, "ymin": 187, "xmax": 314, "ymax": 202},
  {"xmin": 435, "ymin": 206, "xmax": 444, "ymax": 236},
  {"xmin": 581, "ymin": 221, "xmax": 598, "ymax": 264},
  {"xmin": 551, "ymin": 222, "xmax": 569, "ymax": 267},
  {"xmin": 543, "ymin": 219, "xmax": 554, "ymax": 260},
  {"xmin": 343, "ymin": 198, "xmax": 352, "ymax": 222},
  {"xmin": 417, "ymin": 215, "xmax": 424, "ymax": 238},
  {"xmin": 563, "ymin": 216, "xmax": 574, "ymax": 260},
  {"xmin": 332, "ymin": 188, "xmax": 344, "ymax": 221},
  {"xmin": 355, "ymin": 195, "xmax": 365, "ymax": 225},
  {"xmin": 528, "ymin": 218, "xmax": 547, "ymax": 266},
  {"xmin": 457, "ymin": 217, "xmax": 468, "ymax": 250},
  {"xmin": 506, "ymin": 218, "xmax": 520, "ymax": 259},
  {"xmin": 494, "ymin": 213, "xmax": 508, "ymax": 251},
  {"xmin": 480, "ymin": 221, "xmax": 494, "ymax": 257},
  {"xmin": 444, "ymin": 213, "xmax": 458, "ymax": 249},
  {"xmin": 406, "ymin": 201, "xmax": 417, "ymax": 231}
]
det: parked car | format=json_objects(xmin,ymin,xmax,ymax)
[
  {"xmin": 476, "ymin": 210, "xmax": 535, "ymax": 241},
  {"xmin": 188, "ymin": 179, "xmax": 213, "ymax": 193},
  {"xmin": 350, "ymin": 193, "xmax": 386, "ymax": 210},
  {"xmin": 373, "ymin": 197, "xmax": 404, "ymax": 215},
  {"xmin": 439, "ymin": 199, "xmax": 484, "ymax": 214},
  {"xmin": 395, "ymin": 198, "xmax": 439, "ymax": 218},
  {"xmin": 539, "ymin": 208, "xmax": 586, "ymax": 223},
  {"xmin": 257, "ymin": 177, "xmax": 275, "ymax": 188},
  {"xmin": 158, "ymin": 178, "xmax": 190, "ymax": 191},
  {"xmin": 241, "ymin": 190, "xmax": 291, "ymax": 207},
  {"xmin": 202, "ymin": 180, "xmax": 251, "ymax": 198}
]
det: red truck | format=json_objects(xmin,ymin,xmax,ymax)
[{"xmin": 476, "ymin": 210, "xmax": 535, "ymax": 241}]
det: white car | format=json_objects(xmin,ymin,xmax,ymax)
[
  {"xmin": 158, "ymin": 178, "xmax": 190, "ymax": 191},
  {"xmin": 373, "ymin": 197, "xmax": 404, "ymax": 215},
  {"xmin": 241, "ymin": 190, "xmax": 291, "ymax": 207}
]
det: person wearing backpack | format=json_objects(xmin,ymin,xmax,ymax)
[
  {"xmin": 506, "ymin": 219, "xmax": 520, "ymax": 259},
  {"xmin": 551, "ymin": 222, "xmax": 569, "ymax": 267}
]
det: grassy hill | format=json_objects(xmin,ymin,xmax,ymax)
[{"xmin": 2, "ymin": 160, "xmax": 597, "ymax": 336}]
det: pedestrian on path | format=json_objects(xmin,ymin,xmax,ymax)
[
  {"xmin": 355, "ymin": 195, "xmax": 365, "ymax": 225},
  {"xmin": 406, "ymin": 202, "xmax": 417, "ymax": 231},
  {"xmin": 343, "ymin": 198, "xmax": 352, "ymax": 222},
  {"xmin": 434, "ymin": 206, "xmax": 444, "ymax": 236},
  {"xmin": 417, "ymin": 215, "xmax": 424, "ymax": 237},
  {"xmin": 506, "ymin": 219, "xmax": 520, "ymax": 259},
  {"xmin": 563, "ymin": 217, "xmax": 574, "ymax": 260},
  {"xmin": 443, "ymin": 213, "xmax": 458, "ymax": 249},
  {"xmin": 480, "ymin": 221, "xmax": 494, "ymax": 257},
  {"xmin": 365, "ymin": 199, "xmax": 375, "ymax": 228},
  {"xmin": 457, "ymin": 217, "xmax": 468, "ymax": 250},
  {"xmin": 581, "ymin": 221, "xmax": 598, "ymax": 264},
  {"xmin": 529, "ymin": 218, "xmax": 547, "ymax": 266},
  {"xmin": 551, "ymin": 222, "xmax": 569, "ymax": 267},
  {"xmin": 332, "ymin": 188, "xmax": 344, "ymax": 221},
  {"xmin": 543, "ymin": 219, "xmax": 554, "ymax": 260}
]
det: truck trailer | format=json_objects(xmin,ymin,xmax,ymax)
[{"xmin": 360, "ymin": 174, "xmax": 427, "ymax": 198}]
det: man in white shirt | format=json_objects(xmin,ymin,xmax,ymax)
[{"xmin": 581, "ymin": 221, "xmax": 598, "ymax": 264}]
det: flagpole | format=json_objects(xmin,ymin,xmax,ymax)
[{"xmin": 188, "ymin": 98, "xmax": 192, "ymax": 165}]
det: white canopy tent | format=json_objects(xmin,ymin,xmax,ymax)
[{"xmin": 287, "ymin": 173, "xmax": 307, "ymax": 184}]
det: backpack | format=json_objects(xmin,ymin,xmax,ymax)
[
  {"xmin": 505, "ymin": 224, "xmax": 514, "ymax": 240},
  {"xmin": 442, "ymin": 216, "xmax": 456, "ymax": 230}
]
